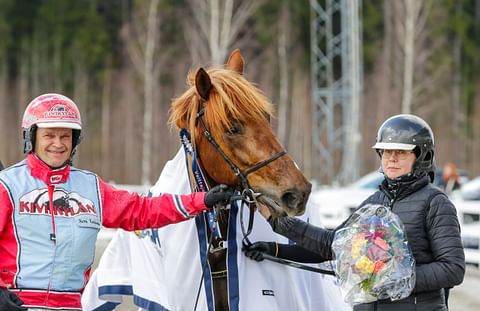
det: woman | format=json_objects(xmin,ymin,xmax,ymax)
[{"xmin": 245, "ymin": 114, "xmax": 465, "ymax": 311}]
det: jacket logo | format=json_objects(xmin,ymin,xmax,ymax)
[
  {"xmin": 19, "ymin": 189, "xmax": 96, "ymax": 217},
  {"xmin": 262, "ymin": 289, "xmax": 275, "ymax": 296},
  {"xmin": 50, "ymin": 174, "xmax": 63, "ymax": 184}
]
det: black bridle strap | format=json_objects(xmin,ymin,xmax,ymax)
[
  {"xmin": 196, "ymin": 108, "xmax": 286, "ymax": 246},
  {"xmin": 197, "ymin": 109, "xmax": 287, "ymax": 190},
  {"xmin": 197, "ymin": 112, "xmax": 249, "ymax": 189},
  {"xmin": 242, "ymin": 150, "xmax": 286, "ymax": 176}
]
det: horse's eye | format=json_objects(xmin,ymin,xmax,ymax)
[{"xmin": 226, "ymin": 123, "xmax": 242, "ymax": 136}]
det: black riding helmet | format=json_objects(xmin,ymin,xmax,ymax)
[{"xmin": 372, "ymin": 114, "xmax": 435, "ymax": 179}]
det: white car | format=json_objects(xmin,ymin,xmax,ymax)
[
  {"xmin": 450, "ymin": 177, "xmax": 480, "ymax": 267},
  {"xmin": 461, "ymin": 221, "xmax": 480, "ymax": 267},
  {"xmin": 309, "ymin": 171, "xmax": 383, "ymax": 229}
]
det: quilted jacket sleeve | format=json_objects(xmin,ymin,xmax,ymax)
[
  {"xmin": 414, "ymin": 194, "xmax": 465, "ymax": 292},
  {"xmin": 269, "ymin": 217, "xmax": 336, "ymax": 260}
]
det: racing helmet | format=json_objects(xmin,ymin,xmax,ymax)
[
  {"xmin": 22, "ymin": 93, "xmax": 82, "ymax": 155},
  {"xmin": 372, "ymin": 114, "xmax": 435, "ymax": 177}
]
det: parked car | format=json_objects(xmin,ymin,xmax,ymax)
[
  {"xmin": 309, "ymin": 171, "xmax": 383, "ymax": 229},
  {"xmin": 461, "ymin": 221, "xmax": 480, "ymax": 267},
  {"xmin": 309, "ymin": 168, "xmax": 469, "ymax": 230},
  {"xmin": 456, "ymin": 203, "xmax": 480, "ymax": 267},
  {"xmin": 449, "ymin": 177, "xmax": 480, "ymax": 267}
]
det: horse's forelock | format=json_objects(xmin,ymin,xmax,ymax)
[
  {"xmin": 169, "ymin": 67, "xmax": 274, "ymax": 144},
  {"xmin": 205, "ymin": 69, "xmax": 273, "ymax": 133}
]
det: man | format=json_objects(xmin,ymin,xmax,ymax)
[
  {"xmin": 0, "ymin": 93, "xmax": 233, "ymax": 311},
  {"xmin": 246, "ymin": 114, "xmax": 465, "ymax": 311}
]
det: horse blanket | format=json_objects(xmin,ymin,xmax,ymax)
[{"xmin": 81, "ymin": 148, "xmax": 351, "ymax": 311}]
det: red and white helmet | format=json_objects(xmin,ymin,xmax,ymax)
[
  {"xmin": 22, "ymin": 93, "xmax": 82, "ymax": 130},
  {"xmin": 22, "ymin": 93, "xmax": 82, "ymax": 155}
]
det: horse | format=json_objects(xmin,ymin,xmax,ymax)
[
  {"xmin": 168, "ymin": 49, "xmax": 311, "ymax": 310},
  {"xmin": 82, "ymin": 49, "xmax": 350, "ymax": 311}
]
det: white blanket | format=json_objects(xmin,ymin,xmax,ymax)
[{"xmin": 82, "ymin": 148, "xmax": 351, "ymax": 311}]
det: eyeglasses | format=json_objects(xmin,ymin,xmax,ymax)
[{"xmin": 379, "ymin": 149, "xmax": 414, "ymax": 160}]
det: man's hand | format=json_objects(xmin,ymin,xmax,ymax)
[
  {"xmin": 243, "ymin": 241, "xmax": 277, "ymax": 261},
  {"xmin": 204, "ymin": 184, "xmax": 234, "ymax": 208},
  {"xmin": 0, "ymin": 288, "xmax": 27, "ymax": 311}
]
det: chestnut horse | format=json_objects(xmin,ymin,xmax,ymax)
[
  {"xmin": 168, "ymin": 49, "xmax": 311, "ymax": 310},
  {"xmin": 82, "ymin": 50, "xmax": 351, "ymax": 311}
]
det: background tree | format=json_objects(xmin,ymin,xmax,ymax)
[{"xmin": 1, "ymin": 0, "xmax": 480, "ymax": 184}]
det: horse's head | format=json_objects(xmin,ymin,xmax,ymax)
[{"xmin": 169, "ymin": 49, "xmax": 311, "ymax": 217}]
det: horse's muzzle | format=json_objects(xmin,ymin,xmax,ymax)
[{"xmin": 281, "ymin": 186, "xmax": 311, "ymax": 216}]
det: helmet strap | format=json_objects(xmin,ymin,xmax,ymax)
[{"xmin": 23, "ymin": 126, "xmax": 37, "ymax": 154}]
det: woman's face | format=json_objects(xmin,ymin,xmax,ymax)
[{"xmin": 380, "ymin": 149, "xmax": 416, "ymax": 179}]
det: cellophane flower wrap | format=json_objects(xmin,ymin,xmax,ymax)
[{"xmin": 332, "ymin": 204, "xmax": 415, "ymax": 305}]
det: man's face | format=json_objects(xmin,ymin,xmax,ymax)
[{"xmin": 35, "ymin": 127, "xmax": 73, "ymax": 168}]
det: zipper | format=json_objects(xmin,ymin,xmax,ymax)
[
  {"xmin": 48, "ymin": 185, "xmax": 57, "ymax": 242},
  {"xmin": 45, "ymin": 184, "xmax": 57, "ymax": 306}
]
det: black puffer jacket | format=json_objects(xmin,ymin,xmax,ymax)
[{"xmin": 270, "ymin": 174, "xmax": 465, "ymax": 311}]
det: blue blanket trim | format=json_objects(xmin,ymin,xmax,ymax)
[
  {"xmin": 98, "ymin": 285, "xmax": 169, "ymax": 311},
  {"xmin": 195, "ymin": 215, "xmax": 215, "ymax": 311},
  {"xmin": 92, "ymin": 301, "xmax": 120, "ymax": 311},
  {"xmin": 226, "ymin": 201, "xmax": 240, "ymax": 310}
]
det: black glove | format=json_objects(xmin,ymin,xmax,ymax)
[
  {"xmin": 204, "ymin": 184, "xmax": 234, "ymax": 208},
  {"xmin": 243, "ymin": 241, "xmax": 277, "ymax": 261},
  {"xmin": 0, "ymin": 288, "xmax": 27, "ymax": 311}
]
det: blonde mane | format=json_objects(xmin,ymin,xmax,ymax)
[{"xmin": 169, "ymin": 67, "xmax": 274, "ymax": 143}]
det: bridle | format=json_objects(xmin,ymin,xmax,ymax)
[
  {"xmin": 193, "ymin": 107, "xmax": 287, "ymax": 311},
  {"xmin": 196, "ymin": 107, "xmax": 286, "ymax": 245},
  {"xmin": 198, "ymin": 107, "xmax": 337, "ymax": 275},
  {"xmin": 197, "ymin": 108, "xmax": 285, "ymax": 199},
  {"xmin": 193, "ymin": 105, "xmax": 334, "ymax": 311}
]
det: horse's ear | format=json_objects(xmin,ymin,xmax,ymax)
[
  {"xmin": 195, "ymin": 68, "xmax": 212, "ymax": 101},
  {"xmin": 226, "ymin": 49, "xmax": 244, "ymax": 75}
]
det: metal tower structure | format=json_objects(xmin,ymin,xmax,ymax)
[{"xmin": 310, "ymin": 0, "xmax": 363, "ymax": 185}]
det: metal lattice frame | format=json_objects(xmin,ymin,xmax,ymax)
[{"xmin": 310, "ymin": 0, "xmax": 363, "ymax": 185}]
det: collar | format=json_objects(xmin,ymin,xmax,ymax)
[
  {"xmin": 380, "ymin": 173, "xmax": 429, "ymax": 201},
  {"xmin": 27, "ymin": 153, "xmax": 70, "ymax": 185}
]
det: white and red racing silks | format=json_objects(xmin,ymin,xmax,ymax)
[{"xmin": 0, "ymin": 153, "xmax": 208, "ymax": 310}]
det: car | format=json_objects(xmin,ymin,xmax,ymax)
[
  {"xmin": 309, "ymin": 169, "xmax": 470, "ymax": 230},
  {"xmin": 461, "ymin": 222, "xmax": 480, "ymax": 267},
  {"xmin": 309, "ymin": 171, "xmax": 383, "ymax": 229},
  {"xmin": 448, "ymin": 177, "xmax": 480, "ymax": 268},
  {"xmin": 458, "ymin": 208, "xmax": 480, "ymax": 268},
  {"xmin": 451, "ymin": 176, "xmax": 480, "ymax": 201}
]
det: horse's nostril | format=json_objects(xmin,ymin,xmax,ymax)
[{"xmin": 281, "ymin": 190, "xmax": 303, "ymax": 209}]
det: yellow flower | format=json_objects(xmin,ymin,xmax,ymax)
[
  {"xmin": 355, "ymin": 255, "xmax": 375, "ymax": 274},
  {"xmin": 351, "ymin": 238, "xmax": 367, "ymax": 258}
]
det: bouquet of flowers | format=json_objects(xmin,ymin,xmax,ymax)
[{"xmin": 332, "ymin": 204, "xmax": 415, "ymax": 305}]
